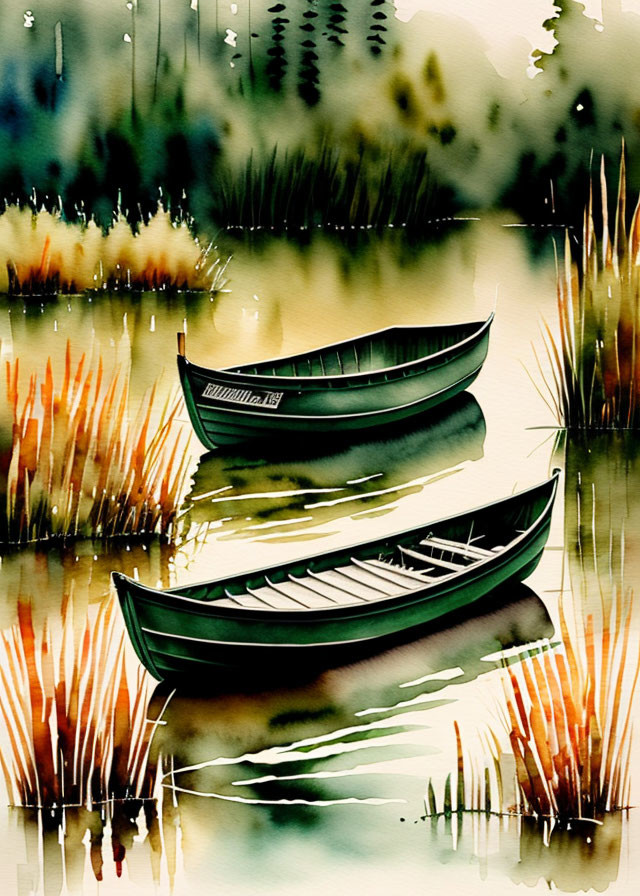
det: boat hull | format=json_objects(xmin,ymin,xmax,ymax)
[
  {"xmin": 113, "ymin": 471, "xmax": 559, "ymax": 688},
  {"xmin": 119, "ymin": 541, "xmax": 547, "ymax": 685},
  {"xmin": 178, "ymin": 317, "xmax": 492, "ymax": 449}
]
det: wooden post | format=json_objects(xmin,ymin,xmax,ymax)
[{"xmin": 177, "ymin": 332, "xmax": 186, "ymax": 356}]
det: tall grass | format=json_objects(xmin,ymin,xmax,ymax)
[
  {"xmin": 0, "ymin": 596, "xmax": 164, "ymax": 808},
  {"xmin": 500, "ymin": 590, "xmax": 638, "ymax": 820},
  {"xmin": 218, "ymin": 143, "xmax": 444, "ymax": 233},
  {"xmin": 540, "ymin": 147, "xmax": 640, "ymax": 429},
  {"xmin": 0, "ymin": 342, "xmax": 190, "ymax": 544},
  {"xmin": 426, "ymin": 590, "xmax": 639, "ymax": 822},
  {"xmin": 0, "ymin": 203, "xmax": 230, "ymax": 296}
]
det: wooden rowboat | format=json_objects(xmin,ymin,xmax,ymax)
[
  {"xmin": 177, "ymin": 314, "xmax": 493, "ymax": 449},
  {"xmin": 112, "ymin": 469, "xmax": 559, "ymax": 687}
]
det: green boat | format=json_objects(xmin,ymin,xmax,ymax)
[
  {"xmin": 112, "ymin": 469, "xmax": 559, "ymax": 687},
  {"xmin": 177, "ymin": 314, "xmax": 494, "ymax": 449}
]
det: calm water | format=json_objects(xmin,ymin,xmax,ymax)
[{"xmin": 1, "ymin": 218, "xmax": 639, "ymax": 894}]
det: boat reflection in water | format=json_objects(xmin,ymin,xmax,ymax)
[
  {"xmin": 183, "ymin": 391, "xmax": 486, "ymax": 541},
  {"xmin": 150, "ymin": 582, "xmax": 553, "ymax": 777}
]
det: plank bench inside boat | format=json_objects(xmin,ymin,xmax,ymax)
[{"xmin": 420, "ymin": 535, "xmax": 494, "ymax": 559}]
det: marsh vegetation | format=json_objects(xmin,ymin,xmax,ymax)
[
  {"xmin": 0, "ymin": 341, "xmax": 190, "ymax": 544},
  {"xmin": 541, "ymin": 151, "xmax": 640, "ymax": 430},
  {"xmin": 0, "ymin": 203, "xmax": 230, "ymax": 297},
  {"xmin": 0, "ymin": 223, "xmax": 635, "ymax": 895}
]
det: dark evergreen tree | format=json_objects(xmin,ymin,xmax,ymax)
[
  {"xmin": 367, "ymin": 0, "xmax": 388, "ymax": 57},
  {"xmin": 298, "ymin": 1, "xmax": 320, "ymax": 105},
  {"xmin": 325, "ymin": 2, "xmax": 347, "ymax": 48},
  {"xmin": 265, "ymin": 3, "xmax": 289, "ymax": 92}
]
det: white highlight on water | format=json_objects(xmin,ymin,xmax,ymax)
[
  {"xmin": 480, "ymin": 637, "xmax": 554, "ymax": 664},
  {"xmin": 400, "ymin": 666, "xmax": 464, "ymax": 689},
  {"xmin": 355, "ymin": 694, "xmax": 456, "ymax": 718},
  {"xmin": 200, "ymin": 486, "xmax": 345, "ymax": 504},
  {"xmin": 162, "ymin": 785, "xmax": 404, "ymax": 807},
  {"xmin": 346, "ymin": 473, "xmax": 384, "ymax": 485}
]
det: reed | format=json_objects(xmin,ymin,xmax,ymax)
[
  {"xmin": 540, "ymin": 145, "xmax": 640, "ymax": 429},
  {"xmin": 0, "ymin": 203, "xmax": 230, "ymax": 296},
  {"xmin": 426, "ymin": 590, "xmax": 639, "ymax": 821},
  {"xmin": 501, "ymin": 590, "xmax": 638, "ymax": 819},
  {"xmin": 218, "ymin": 142, "xmax": 443, "ymax": 233},
  {"xmin": 0, "ymin": 596, "xmax": 162, "ymax": 809},
  {"xmin": 0, "ymin": 342, "xmax": 190, "ymax": 544}
]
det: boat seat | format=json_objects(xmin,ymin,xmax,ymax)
[
  {"xmin": 246, "ymin": 584, "xmax": 307, "ymax": 610},
  {"xmin": 264, "ymin": 576, "xmax": 332, "ymax": 609},
  {"xmin": 420, "ymin": 536, "xmax": 492, "ymax": 561},
  {"xmin": 399, "ymin": 545, "xmax": 464, "ymax": 572},
  {"xmin": 366, "ymin": 558, "xmax": 437, "ymax": 583},
  {"xmin": 217, "ymin": 590, "xmax": 277, "ymax": 609},
  {"xmin": 213, "ymin": 554, "xmax": 439, "ymax": 612},
  {"xmin": 220, "ymin": 589, "xmax": 265, "ymax": 609}
]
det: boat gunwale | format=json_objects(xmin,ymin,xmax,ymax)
[
  {"xmin": 112, "ymin": 470, "xmax": 560, "ymax": 620},
  {"xmin": 180, "ymin": 313, "xmax": 494, "ymax": 387}
]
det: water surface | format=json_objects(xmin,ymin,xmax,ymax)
[{"xmin": 2, "ymin": 219, "xmax": 638, "ymax": 894}]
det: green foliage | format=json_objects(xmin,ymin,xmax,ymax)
[
  {"xmin": 424, "ymin": 52, "xmax": 446, "ymax": 104},
  {"xmin": 266, "ymin": 3, "xmax": 289, "ymax": 92},
  {"xmin": 503, "ymin": 1, "xmax": 640, "ymax": 223},
  {"xmin": 326, "ymin": 2, "xmax": 348, "ymax": 48},
  {"xmin": 532, "ymin": 0, "xmax": 590, "ymax": 74},
  {"xmin": 367, "ymin": 0, "xmax": 389, "ymax": 57},
  {"xmin": 7, "ymin": 0, "xmax": 640, "ymax": 233},
  {"xmin": 298, "ymin": 1, "xmax": 320, "ymax": 106},
  {"xmin": 213, "ymin": 142, "xmax": 453, "ymax": 235},
  {"xmin": 0, "ymin": 0, "xmax": 419, "ymax": 232}
]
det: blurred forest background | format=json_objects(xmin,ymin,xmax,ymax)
[{"xmin": 0, "ymin": 0, "xmax": 639, "ymax": 235}]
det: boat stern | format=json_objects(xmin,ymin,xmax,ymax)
[{"xmin": 111, "ymin": 572, "xmax": 165, "ymax": 681}]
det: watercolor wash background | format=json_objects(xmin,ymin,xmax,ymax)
[{"xmin": 1, "ymin": 1, "xmax": 640, "ymax": 894}]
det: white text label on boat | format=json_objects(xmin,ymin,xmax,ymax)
[{"xmin": 202, "ymin": 382, "xmax": 284, "ymax": 408}]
